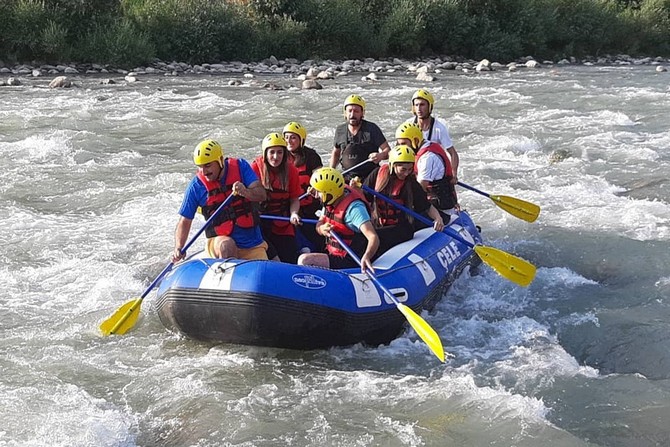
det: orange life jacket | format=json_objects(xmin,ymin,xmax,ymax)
[
  {"xmin": 289, "ymin": 150, "xmax": 315, "ymax": 208},
  {"xmin": 253, "ymin": 156, "xmax": 293, "ymax": 235},
  {"xmin": 197, "ymin": 158, "xmax": 259, "ymax": 238},
  {"xmin": 323, "ymin": 186, "xmax": 369, "ymax": 258},
  {"xmin": 373, "ymin": 164, "xmax": 406, "ymax": 227}
]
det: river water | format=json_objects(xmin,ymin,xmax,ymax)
[{"xmin": 1, "ymin": 65, "xmax": 669, "ymax": 446}]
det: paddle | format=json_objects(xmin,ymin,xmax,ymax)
[
  {"xmin": 298, "ymin": 159, "xmax": 372, "ymax": 200},
  {"xmin": 457, "ymin": 181, "xmax": 540, "ymax": 223},
  {"xmin": 99, "ymin": 193, "xmax": 236, "ymax": 336},
  {"xmin": 328, "ymin": 230, "xmax": 446, "ymax": 362},
  {"xmin": 360, "ymin": 184, "xmax": 536, "ymax": 287}
]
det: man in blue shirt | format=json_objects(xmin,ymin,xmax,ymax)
[{"xmin": 171, "ymin": 140, "xmax": 268, "ymax": 262}]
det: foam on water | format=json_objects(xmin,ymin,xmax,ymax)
[
  {"xmin": 1, "ymin": 66, "xmax": 669, "ymax": 446},
  {"xmin": 0, "ymin": 382, "xmax": 137, "ymax": 447}
]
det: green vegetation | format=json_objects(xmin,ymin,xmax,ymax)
[{"xmin": 0, "ymin": 0, "xmax": 668, "ymax": 67}]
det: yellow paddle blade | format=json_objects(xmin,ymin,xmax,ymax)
[
  {"xmin": 474, "ymin": 245, "xmax": 536, "ymax": 287},
  {"xmin": 397, "ymin": 303, "xmax": 446, "ymax": 362},
  {"xmin": 99, "ymin": 298, "xmax": 143, "ymax": 336},
  {"xmin": 490, "ymin": 195, "xmax": 540, "ymax": 223}
]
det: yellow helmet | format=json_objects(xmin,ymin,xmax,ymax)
[
  {"xmin": 343, "ymin": 94, "xmax": 366, "ymax": 112},
  {"xmin": 310, "ymin": 167, "xmax": 344, "ymax": 205},
  {"xmin": 411, "ymin": 89, "xmax": 435, "ymax": 113},
  {"xmin": 193, "ymin": 140, "xmax": 223, "ymax": 166},
  {"xmin": 282, "ymin": 121, "xmax": 307, "ymax": 146},
  {"xmin": 389, "ymin": 145, "xmax": 416, "ymax": 170},
  {"xmin": 395, "ymin": 122, "xmax": 424, "ymax": 150},
  {"xmin": 262, "ymin": 132, "xmax": 287, "ymax": 152}
]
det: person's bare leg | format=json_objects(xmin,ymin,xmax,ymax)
[
  {"xmin": 298, "ymin": 253, "xmax": 330, "ymax": 268},
  {"xmin": 212, "ymin": 236, "xmax": 238, "ymax": 258}
]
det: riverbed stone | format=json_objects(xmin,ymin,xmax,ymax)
[
  {"xmin": 549, "ymin": 149, "xmax": 571, "ymax": 164},
  {"xmin": 301, "ymin": 79, "xmax": 322, "ymax": 90},
  {"xmin": 316, "ymin": 70, "xmax": 332, "ymax": 80},
  {"xmin": 476, "ymin": 59, "xmax": 491, "ymax": 72},
  {"xmin": 416, "ymin": 72, "xmax": 436, "ymax": 82},
  {"xmin": 49, "ymin": 76, "xmax": 71, "ymax": 88}
]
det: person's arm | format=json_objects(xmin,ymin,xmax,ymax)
[
  {"xmin": 233, "ymin": 179, "xmax": 266, "ymax": 202},
  {"xmin": 289, "ymin": 197, "xmax": 301, "ymax": 225},
  {"xmin": 235, "ymin": 159, "xmax": 267, "ymax": 201},
  {"xmin": 446, "ymin": 146, "xmax": 459, "ymax": 183},
  {"xmin": 367, "ymin": 123, "xmax": 390, "ymax": 163},
  {"xmin": 426, "ymin": 205, "xmax": 444, "ymax": 232},
  {"xmin": 358, "ymin": 221, "xmax": 379, "ymax": 274},
  {"xmin": 369, "ymin": 140, "xmax": 391, "ymax": 163},
  {"xmin": 330, "ymin": 146, "xmax": 341, "ymax": 168},
  {"xmin": 172, "ymin": 216, "xmax": 193, "ymax": 262}
]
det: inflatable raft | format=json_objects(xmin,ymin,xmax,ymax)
[{"xmin": 154, "ymin": 211, "xmax": 482, "ymax": 350}]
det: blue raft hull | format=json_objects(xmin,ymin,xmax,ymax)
[{"xmin": 154, "ymin": 211, "xmax": 482, "ymax": 349}]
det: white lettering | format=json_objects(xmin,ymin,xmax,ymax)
[{"xmin": 437, "ymin": 242, "xmax": 462, "ymax": 268}]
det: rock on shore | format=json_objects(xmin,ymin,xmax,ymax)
[{"xmin": 1, "ymin": 54, "xmax": 667, "ymax": 88}]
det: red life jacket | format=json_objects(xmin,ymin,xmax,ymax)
[
  {"xmin": 373, "ymin": 164, "xmax": 406, "ymax": 227},
  {"xmin": 196, "ymin": 158, "xmax": 259, "ymax": 238},
  {"xmin": 323, "ymin": 186, "xmax": 369, "ymax": 258},
  {"xmin": 289, "ymin": 150, "xmax": 315, "ymax": 208},
  {"xmin": 253, "ymin": 155, "xmax": 293, "ymax": 235},
  {"xmin": 414, "ymin": 142, "xmax": 458, "ymax": 210}
]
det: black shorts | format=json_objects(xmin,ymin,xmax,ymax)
[{"xmin": 328, "ymin": 253, "xmax": 359, "ymax": 270}]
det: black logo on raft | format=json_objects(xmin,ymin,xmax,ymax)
[{"xmin": 292, "ymin": 273, "xmax": 327, "ymax": 289}]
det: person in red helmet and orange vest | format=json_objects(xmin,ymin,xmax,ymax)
[
  {"xmin": 395, "ymin": 122, "xmax": 460, "ymax": 223},
  {"xmin": 283, "ymin": 121, "xmax": 324, "ymax": 252},
  {"xmin": 361, "ymin": 145, "xmax": 444, "ymax": 257},
  {"xmin": 171, "ymin": 139, "xmax": 268, "ymax": 263},
  {"xmin": 331, "ymin": 94, "xmax": 391, "ymax": 182},
  {"xmin": 298, "ymin": 167, "xmax": 379, "ymax": 273},
  {"xmin": 406, "ymin": 89, "xmax": 460, "ymax": 184},
  {"xmin": 252, "ymin": 132, "xmax": 302, "ymax": 263}
]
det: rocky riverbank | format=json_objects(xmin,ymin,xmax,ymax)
[{"xmin": 1, "ymin": 54, "xmax": 667, "ymax": 88}]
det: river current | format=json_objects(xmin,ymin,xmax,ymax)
[{"xmin": 1, "ymin": 65, "xmax": 669, "ymax": 446}]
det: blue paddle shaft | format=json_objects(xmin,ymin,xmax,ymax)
[
  {"xmin": 139, "ymin": 193, "xmax": 236, "ymax": 301},
  {"xmin": 457, "ymin": 181, "xmax": 491, "ymax": 198},
  {"xmin": 261, "ymin": 215, "xmax": 318, "ymax": 225},
  {"xmin": 329, "ymin": 230, "xmax": 401, "ymax": 307},
  {"xmin": 360, "ymin": 184, "xmax": 475, "ymax": 249}
]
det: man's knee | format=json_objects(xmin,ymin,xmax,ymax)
[
  {"xmin": 298, "ymin": 253, "xmax": 329, "ymax": 268},
  {"xmin": 213, "ymin": 237, "xmax": 238, "ymax": 258}
]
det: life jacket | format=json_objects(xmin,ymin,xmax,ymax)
[
  {"xmin": 323, "ymin": 186, "xmax": 369, "ymax": 258},
  {"xmin": 253, "ymin": 155, "xmax": 292, "ymax": 235},
  {"xmin": 289, "ymin": 148, "xmax": 316, "ymax": 208},
  {"xmin": 373, "ymin": 164, "xmax": 406, "ymax": 227},
  {"xmin": 415, "ymin": 142, "xmax": 458, "ymax": 210},
  {"xmin": 197, "ymin": 158, "xmax": 259, "ymax": 238},
  {"xmin": 339, "ymin": 123, "xmax": 377, "ymax": 179}
]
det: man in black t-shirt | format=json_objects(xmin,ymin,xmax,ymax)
[{"xmin": 330, "ymin": 94, "xmax": 390, "ymax": 181}]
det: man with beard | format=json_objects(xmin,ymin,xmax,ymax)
[
  {"xmin": 331, "ymin": 94, "xmax": 390, "ymax": 181},
  {"xmin": 407, "ymin": 89, "xmax": 460, "ymax": 184}
]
